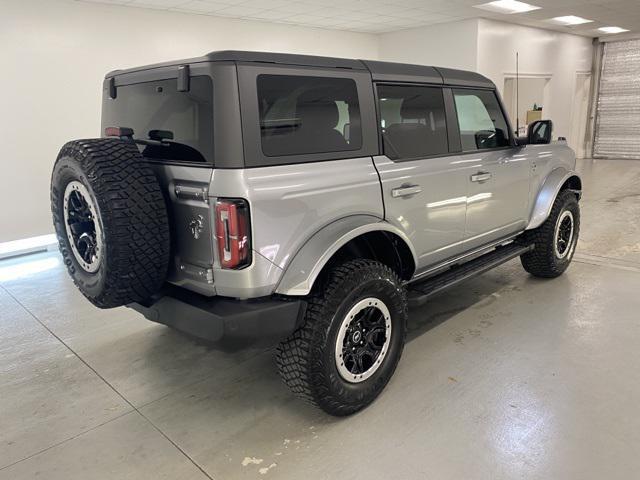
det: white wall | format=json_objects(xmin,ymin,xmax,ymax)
[
  {"xmin": 476, "ymin": 19, "xmax": 593, "ymax": 147},
  {"xmin": 0, "ymin": 0, "xmax": 379, "ymax": 242},
  {"xmin": 0, "ymin": 6, "xmax": 595, "ymax": 243},
  {"xmin": 380, "ymin": 19, "xmax": 593, "ymax": 148},
  {"xmin": 379, "ymin": 18, "xmax": 593, "ymax": 148},
  {"xmin": 378, "ymin": 19, "xmax": 479, "ymax": 70},
  {"xmin": 503, "ymin": 77, "xmax": 549, "ymax": 134}
]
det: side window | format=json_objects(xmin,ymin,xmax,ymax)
[
  {"xmin": 453, "ymin": 89, "xmax": 510, "ymax": 151},
  {"xmin": 377, "ymin": 84, "xmax": 448, "ymax": 160},
  {"xmin": 257, "ymin": 75, "xmax": 361, "ymax": 157}
]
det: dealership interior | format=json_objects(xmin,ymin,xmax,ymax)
[{"xmin": 2, "ymin": 0, "xmax": 640, "ymax": 478}]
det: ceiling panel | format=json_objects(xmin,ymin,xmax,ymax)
[{"xmin": 75, "ymin": 0, "xmax": 640, "ymax": 37}]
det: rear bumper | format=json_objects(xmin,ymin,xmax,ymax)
[{"xmin": 128, "ymin": 286, "xmax": 306, "ymax": 343}]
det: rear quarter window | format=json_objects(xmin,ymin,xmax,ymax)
[
  {"xmin": 102, "ymin": 76, "xmax": 214, "ymax": 164},
  {"xmin": 257, "ymin": 75, "xmax": 362, "ymax": 157}
]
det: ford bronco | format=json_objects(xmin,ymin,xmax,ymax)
[{"xmin": 51, "ymin": 51, "xmax": 581, "ymax": 416}]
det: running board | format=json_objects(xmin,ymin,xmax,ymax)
[{"xmin": 407, "ymin": 243, "xmax": 534, "ymax": 308}]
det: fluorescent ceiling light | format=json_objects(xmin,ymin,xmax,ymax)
[
  {"xmin": 550, "ymin": 15, "xmax": 593, "ymax": 26},
  {"xmin": 598, "ymin": 26, "xmax": 629, "ymax": 34},
  {"xmin": 475, "ymin": 0, "xmax": 541, "ymax": 14}
]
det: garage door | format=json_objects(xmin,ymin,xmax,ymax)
[{"xmin": 594, "ymin": 39, "xmax": 640, "ymax": 159}]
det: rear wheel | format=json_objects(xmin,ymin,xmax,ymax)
[
  {"xmin": 276, "ymin": 259, "xmax": 408, "ymax": 416},
  {"xmin": 520, "ymin": 189, "xmax": 580, "ymax": 278}
]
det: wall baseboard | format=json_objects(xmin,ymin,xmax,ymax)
[{"xmin": 0, "ymin": 234, "xmax": 58, "ymax": 261}]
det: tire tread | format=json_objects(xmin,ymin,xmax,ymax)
[
  {"xmin": 51, "ymin": 138, "xmax": 170, "ymax": 308},
  {"xmin": 276, "ymin": 259, "xmax": 407, "ymax": 416},
  {"xmin": 520, "ymin": 189, "xmax": 580, "ymax": 278}
]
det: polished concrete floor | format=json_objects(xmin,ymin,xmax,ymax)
[{"xmin": 1, "ymin": 158, "xmax": 640, "ymax": 479}]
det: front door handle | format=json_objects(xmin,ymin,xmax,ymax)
[
  {"xmin": 470, "ymin": 172, "xmax": 492, "ymax": 183},
  {"xmin": 391, "ymin": 184, "xmax": 422, "ymax": 198}
]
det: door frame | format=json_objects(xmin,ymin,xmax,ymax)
[
  {"xmin": 570, "ymin": 71, "xmax": 592, "ymax": 159},
  {"xmin": 502, "ymin": 72, "xmax": 552, "ymax": 137}
]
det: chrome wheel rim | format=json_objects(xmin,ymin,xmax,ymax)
[
  {"xmin": 63, "ymin": 181, "xmax": 103, "ymax": 273},
  {"xmin": 554, "ymin": 210, "xmax": 575, "ymax": 259},
  {"xmin": 335, "ymin": 297, "xmax": 392, "ymax": 383}
]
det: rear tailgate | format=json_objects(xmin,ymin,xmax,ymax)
[{"xmin": 102, "ymin": 71, "xmax": 217, "ymax": 296}]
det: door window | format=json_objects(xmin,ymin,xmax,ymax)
[
  {"xmin": 257, "ymin": 75, "xmax": 361, "ymax": 157},
  {"xmin": 377, "ymin": 84, "xmax": 449, "ymax": 160},
  {"xmin": 453, "ymin": 89, "xmax": 510, "ymax": 151}
]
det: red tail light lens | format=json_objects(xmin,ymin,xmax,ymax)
[
  {"xmin": 214, "ymin": 198, "xmax": 251, "ymax": 270},
  {"xmin": 104, "ymin": 126, "xmax": 134, "ymax": 138}
]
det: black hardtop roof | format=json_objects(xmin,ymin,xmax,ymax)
[{"xmin": 106, "ymin": 50, "xmax": 494, "ymax": 89}]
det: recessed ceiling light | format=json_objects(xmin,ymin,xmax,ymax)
[
  {"xmin": 598, "ymin": 26, "xmax": 629, "ymax": 34},
  {"xmin": 474, "ymin": 0, "xmax": 541, "ymax": 14},
  {"xmin": 550, "ymin": 15, "xmax": 593, "ymax": 26}
]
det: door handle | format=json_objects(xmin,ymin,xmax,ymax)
[
  {"xmin": 470, "ymin": 172, "xmax": 492, "ymax": 183},
  {"xmin": 391, "ymin": 185, "xmax": 422, "ymax": 198}
]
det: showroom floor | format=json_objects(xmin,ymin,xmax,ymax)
[{"xmin": 1, "ymin": 158, "xmax": 639, "ymax": 479}]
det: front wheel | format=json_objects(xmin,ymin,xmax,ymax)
[
  {"xmin": 276, "ymin": 259, "xmax": 408, "ymax": 416},
  {"xmin": 520, "ymin": 189, "xmax": 580, "ymax": 278}
]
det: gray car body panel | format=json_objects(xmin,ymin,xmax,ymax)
[
  {"xmin": 373, "ymin": 153, "xmax": 468, "ymax": 270},
  {"xmin": 208, "ymin": 158, "xmax": 384, "ymax": 298},
  {"xmin": 459, "ymin": 147, "xmax": 531, "ymax": 251},
  {"xmin": 525, "ymin": 143, "xmax": 581, "ymax": 230},
  {"xmin": 274, "ymin": 215, "xmax": 418, "ymax": 296},
  {"xmin": 147, "ymin": 163, "xmax": 216, "ymax": 296},
  {"xmin": 101, "ymin": 51, "xmax": 581, "ymax": 300},
  {"xmin": 235, "ymin": 141, "xmax": 578, "ymax": 298}
]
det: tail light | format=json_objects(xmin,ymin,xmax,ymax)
[{"xmin": 214, "ymin": 198, "xmax": 251, "ymax": 269}]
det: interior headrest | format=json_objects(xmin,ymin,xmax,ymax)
[
  {"xmin": 400, "ymin": 99, "xmax": 426, "ymax": 120},
  {"xmin": 297, "ymin": 93, "xmax": 339, "ymax": 130}
]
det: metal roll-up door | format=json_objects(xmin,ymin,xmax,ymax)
[{"xmin": 594, "ymin": 39, "xmax": 640, "ymax": 159}]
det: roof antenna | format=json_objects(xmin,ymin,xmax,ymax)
[{"xmin": 516, "ymin": 51, "xmax": 520, "ymax": 136}]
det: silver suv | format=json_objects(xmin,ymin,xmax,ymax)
[{"xmin": 51, "ymin": 51, "xmax": 582, "ymax": 416}]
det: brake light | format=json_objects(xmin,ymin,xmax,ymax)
[
  {"xmin": 104, "ymin": 126, "xmax": 134, "ymax": 139},
  {"xmin": 214, "ymin": 198, "xmax": 251, "ymax": 269}
]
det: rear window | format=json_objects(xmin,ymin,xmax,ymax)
[
  {"xmin": 257, "ymin": 75, "xmax": 361, "ymax": 157},
  {"xmin": 102, "ymin": 76, "xmax": 213, "ymax": 163}
]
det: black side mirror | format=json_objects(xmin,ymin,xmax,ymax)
[{"xmin": 528, "ymin": 120, "xmax": 553, "ymax": 145}]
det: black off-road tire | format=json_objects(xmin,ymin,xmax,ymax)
[
  {"xmin": 276, "ymin": 259, "xmax": 408, "ymax": 416},
  {"xmin": 51, "ymin": 139, "xmax": 170, "ymax": 308},
  {"xmin": 520, "ymin": 189, "xmax": 580, "ymax": 278}
]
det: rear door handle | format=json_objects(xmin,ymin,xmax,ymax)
[
  {"xmin": 391, "ymin": 185, "xmax": 422, "ymax": 198},
  {"xmin": 470, "ymin": 172, "xmax": 492, "ymax": 183}
]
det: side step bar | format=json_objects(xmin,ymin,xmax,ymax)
[{"xmin": 407, "ymin": 243, "xmax": 534, "ymax": 308}]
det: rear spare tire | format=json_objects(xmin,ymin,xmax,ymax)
[{"xmin": 51, "ymin": 138, "xmax": 170, "ymax": 308}]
